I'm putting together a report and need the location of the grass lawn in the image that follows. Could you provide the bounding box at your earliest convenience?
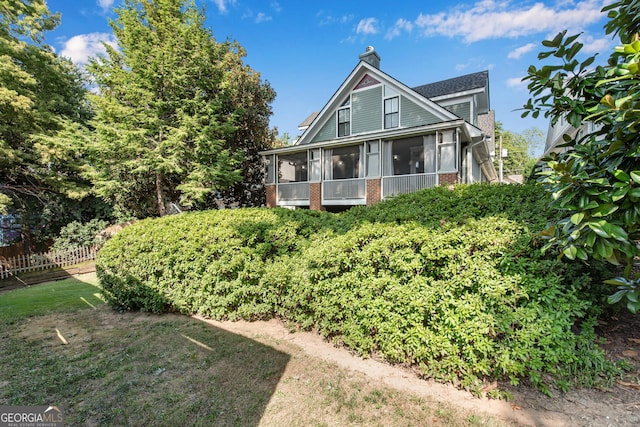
[0,273,102,323]
[0,275,508,426]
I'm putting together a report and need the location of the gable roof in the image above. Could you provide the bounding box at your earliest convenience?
[298,112,319,130]
[412,71,489,99]
[295,61,461,146]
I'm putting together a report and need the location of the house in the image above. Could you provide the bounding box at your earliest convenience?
[261,47,498,211]
[543,115,600,156]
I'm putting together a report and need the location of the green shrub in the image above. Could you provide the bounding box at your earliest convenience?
[97,183,618,394]
[51,219,109,252]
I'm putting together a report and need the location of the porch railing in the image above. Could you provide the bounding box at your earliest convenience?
[277,182,310,202]
[382,173,437,198]
[323,178,366,201]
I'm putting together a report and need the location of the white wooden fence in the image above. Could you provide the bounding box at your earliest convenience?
[0,246,97,280]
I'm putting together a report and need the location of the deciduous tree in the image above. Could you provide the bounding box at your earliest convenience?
[522,0,640,312]
[0,0,93,249]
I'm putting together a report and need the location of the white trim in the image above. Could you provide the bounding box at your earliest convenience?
[296,61,459,146]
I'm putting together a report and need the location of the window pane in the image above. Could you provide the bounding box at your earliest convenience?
[438,143,457,172]
[390,137,423,175]
[265,155,275,183]
[424,136,436,173]
[332,145,360,179]
[367,141,378,153]
[338,108,350,137]
[384,97,399,129]
[278,152,308,183]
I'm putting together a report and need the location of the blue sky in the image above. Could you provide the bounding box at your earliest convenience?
[44,0,616,140]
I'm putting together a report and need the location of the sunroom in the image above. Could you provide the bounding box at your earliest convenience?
[264,126,469,210]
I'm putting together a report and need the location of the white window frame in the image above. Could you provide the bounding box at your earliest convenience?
[337,97,351,138]
[436,130,459,173]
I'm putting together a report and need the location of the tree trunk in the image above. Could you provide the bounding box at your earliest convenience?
[156,173,167,217]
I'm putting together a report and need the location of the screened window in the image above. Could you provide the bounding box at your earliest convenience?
[329,145,360,179]
[366,141,380,177]
[384,97,399,129]
[437,131,458,172]
[278,152,308,183]
[265,155,275,184]
[383,136,436,176]
[309,149,321,181]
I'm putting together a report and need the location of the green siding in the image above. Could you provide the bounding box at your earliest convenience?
[445,102,471,122]
[311,115,337,143]
[401,96,440,127]
[352,86,382,134]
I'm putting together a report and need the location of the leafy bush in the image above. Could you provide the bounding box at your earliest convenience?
[51,219,109,252]
[97,183,619,394]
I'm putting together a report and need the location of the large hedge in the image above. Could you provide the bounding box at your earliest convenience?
[97,183,619,394]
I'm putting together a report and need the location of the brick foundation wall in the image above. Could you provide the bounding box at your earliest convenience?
[309,182,324,211]
[266,184,276,208]
[366,178,381,207]
[438,173,458,186]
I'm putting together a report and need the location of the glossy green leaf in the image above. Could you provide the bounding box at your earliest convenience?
[627,300,640,314]
[588,221,610,237]
[614,170,630,182]
[607,289,627,304]
[604,223,628,241]
[590,204,619,217]
[570,212,584,225]
[563,245,578,260]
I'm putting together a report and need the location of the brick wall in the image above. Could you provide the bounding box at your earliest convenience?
[309,183,324,211]
[265,185,277,208]
[438,173,458,186]
[366,178,381,207]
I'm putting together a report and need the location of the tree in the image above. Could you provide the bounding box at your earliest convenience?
[0,0,94,250]
[87,0,275,217]
[494,123,544,179]
[522,0,640,312]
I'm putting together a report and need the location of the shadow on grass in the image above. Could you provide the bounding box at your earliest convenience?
[0,306,290,426]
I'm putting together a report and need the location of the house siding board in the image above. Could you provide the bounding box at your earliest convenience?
[352,86,382,134]
[445,102,471,123]
[312,118,337,143]
[401,96,439,127]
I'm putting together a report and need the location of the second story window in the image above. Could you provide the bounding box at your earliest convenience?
[384,96,399,129]
[337,98,350,137]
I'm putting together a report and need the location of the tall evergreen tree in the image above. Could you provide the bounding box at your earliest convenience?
[87,0,275,217]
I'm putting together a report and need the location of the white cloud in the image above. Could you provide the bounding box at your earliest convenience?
[356,17,379,35]
[317,11,353,26]
[255,12,272,23]
[506,76,526,88]
[385,18,413,40]
[582,35,612,53]
[211,0,236,14]
[415,0,604,43]
[508,42,536,59]
[270,1,281,13]
[61,33,117,65]
[97,0,114,11]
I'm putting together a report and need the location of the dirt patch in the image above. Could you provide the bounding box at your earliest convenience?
[199,312,640,427]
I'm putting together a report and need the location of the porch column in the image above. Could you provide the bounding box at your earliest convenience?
[309,183,324,211]
[266,184,277,208]
[438,173,458,186]
[366,178,381,206]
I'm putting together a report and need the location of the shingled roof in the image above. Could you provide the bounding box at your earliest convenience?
[412,70,489,99]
